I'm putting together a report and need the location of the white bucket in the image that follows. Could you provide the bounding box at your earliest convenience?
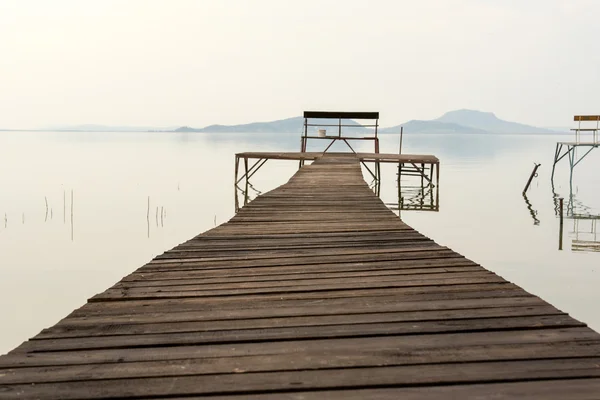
[318,129,326,137]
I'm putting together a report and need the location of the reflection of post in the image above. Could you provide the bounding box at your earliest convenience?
[147,196,150,238]
[559,197,564,251]
[429,181,434,209]
[70,190,74,242]
[522,193,540,225]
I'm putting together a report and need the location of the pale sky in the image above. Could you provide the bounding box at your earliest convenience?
[1,0,599,129]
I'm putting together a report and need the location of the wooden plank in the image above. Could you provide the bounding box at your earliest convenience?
[116,266,485,287]
[108,271,497,293]
[201,379,600,400]
[3,328,598,368]
[574,115,600,121]
[121,258,481,282]
[303,111,379,119]
[91,275,507,301]
[37,305,563,339]
[72,286,529,317]
[2,358,600,399]
[140,248,461,271]
[2,346,600,385]
[15,315,585,353]
[46,300,552,333]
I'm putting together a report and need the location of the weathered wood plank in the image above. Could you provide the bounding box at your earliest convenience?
[3,328,598,368]
[199,379,600,400]
[15,315,585,353]
[39,305,562,339]
[2,358,600,399]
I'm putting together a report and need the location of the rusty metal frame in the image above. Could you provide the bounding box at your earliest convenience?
[551,142,599,180]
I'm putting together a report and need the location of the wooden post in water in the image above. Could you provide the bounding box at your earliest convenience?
[524,163,541,194]
[397,127,403,179]
[559,197,564,250]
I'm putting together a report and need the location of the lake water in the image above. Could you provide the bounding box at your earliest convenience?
[0,130,598,355]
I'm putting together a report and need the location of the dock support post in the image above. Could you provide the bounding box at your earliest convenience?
[551,143,561,180]
[234,156,240,213]
[397,170,402,219]
[435,162,440,209]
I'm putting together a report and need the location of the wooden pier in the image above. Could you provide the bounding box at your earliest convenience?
[1,154,600,399]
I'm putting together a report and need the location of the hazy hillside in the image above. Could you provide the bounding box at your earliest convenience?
[435,109,556,134]
[41,109,561,134]
[46,124,176,132]
[381,109,559,134]
[176,116,368,133]
[380,120,487,134]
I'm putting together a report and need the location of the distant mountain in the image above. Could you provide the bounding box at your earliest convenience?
[435,109,556,134]
[381,120,487,134]
[382,109,559,134]
[41,109,561,135]
[176,117,304,133]
[175,116,368,133]
[46,124,177,132]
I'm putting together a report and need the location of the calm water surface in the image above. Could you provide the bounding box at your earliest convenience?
[0,131,598,355]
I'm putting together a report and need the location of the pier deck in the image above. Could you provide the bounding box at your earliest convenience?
[1,154,600,399]
[236,151,440,164]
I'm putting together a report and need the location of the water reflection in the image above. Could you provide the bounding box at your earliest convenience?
[388,181,439,213]
[571,219,599,253]
[235,181,262,213]
[522,193,540,226]
[552,176,600,253]
[386,164,440,214]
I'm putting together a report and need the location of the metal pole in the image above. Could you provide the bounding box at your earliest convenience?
[234,155,239,187]
[551,143,560,180]
[374,118,379,154]
[399,126,404,154]
[559,197,564,250]
[300,117,308,168]
[234,155,239,213]
[244,157,249,206]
